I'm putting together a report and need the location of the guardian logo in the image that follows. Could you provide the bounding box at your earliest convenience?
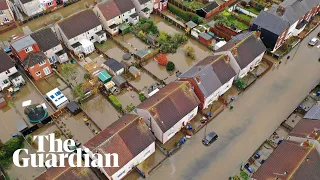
[12,133,119,168]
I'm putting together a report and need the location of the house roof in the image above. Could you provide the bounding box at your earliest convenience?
[22,52,47,68]
[35,158,99,180]
[179,55,235,98]
[20,0,33,4]
[112,75,126,86]
[114,0,135,13]
[0,50,14,73]
[97,70,112,83]
[137,0,150,5]
[137,82,200,132]
[97,0,121,21]
[186,21,197,28]
[251,0,319,35]
[304,105,320,120]
[268,0,320,25]
[30,28,60,52]
[216,32,266,69]
[103,58,124,72]
[57,10,101,39]
[252,140,320,180]
[83,114,155,176]
[289,119,320,138]
[0,0,8,10]
[10,35,37,52]
[202,1,219,13]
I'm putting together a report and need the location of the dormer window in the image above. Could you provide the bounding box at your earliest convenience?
[25,46,33,53]
[39,61,46,66]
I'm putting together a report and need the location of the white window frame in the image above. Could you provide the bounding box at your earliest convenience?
[43,67,51,75]
[35,71,41,76]
[25,46,33,53]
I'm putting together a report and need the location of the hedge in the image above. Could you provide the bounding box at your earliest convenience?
[108,95,122,110]
[168,3,202,24]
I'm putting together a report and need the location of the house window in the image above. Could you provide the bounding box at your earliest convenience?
[53,47,56,51]
[49,56,56,63]
[47,2,53,6]
[74,37,78,41]
[43,67,51,75]
[117,170,126,179]
[5,69,10,74]
[4,18,9,22]
[94,27,97,31]
[144,150,151,157]
[39,61,46,66]
[3,79,9,84]
[0,11,3,15]
[25,46,33,53]
[35,71,41,76]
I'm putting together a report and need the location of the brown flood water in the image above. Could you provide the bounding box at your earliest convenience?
[0,0,95,41]
[115,34,149,52]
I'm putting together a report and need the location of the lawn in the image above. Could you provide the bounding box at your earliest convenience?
[176,0,205,10]
[238,13,253,23]
[220,10,249,30]
[244,6,261,15]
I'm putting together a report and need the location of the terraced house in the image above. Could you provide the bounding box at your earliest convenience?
[0,0,15,24]
[250,0,320,52]
[131,0,153,18]
[214,32,266,78]
[134,81,200,143]
[55,10,106,55]
[83,114,155,180]
[30,28,68,64]
[179,55,236,110]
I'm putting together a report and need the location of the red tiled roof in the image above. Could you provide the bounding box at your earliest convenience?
[35,158,99,180]
[0,0,8,10]
[83,114,155,176]
[252,140,313,180]
[289,119,320,138]
[97,0,121,21]
[137,82,200,132]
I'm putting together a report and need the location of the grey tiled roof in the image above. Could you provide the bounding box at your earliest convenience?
[10,35,36,52]
[0,50,14,73]
[103,58,124,72]
[31,28,60,52]
[114,0,135,13]
[251,11,289,35]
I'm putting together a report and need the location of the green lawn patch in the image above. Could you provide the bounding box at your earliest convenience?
[176,0,205,10]
[215,10,249,30]
[244,6,261,15]
[238,13,253,23]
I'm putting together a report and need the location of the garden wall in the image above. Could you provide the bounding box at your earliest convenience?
[167,0,195,13]
[235,6,258,18]
[205,0,237,19]
[209,27,232,41]
[215,24,239,36]
[0,23,17,34]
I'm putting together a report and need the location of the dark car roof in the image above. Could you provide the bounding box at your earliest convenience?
[207,132,217,138]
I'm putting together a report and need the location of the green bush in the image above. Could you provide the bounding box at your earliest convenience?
[168,3,202,23]
[235,78,246,90]
[108,95,122,110]
[0,136,24,168]
[166,61,175,71]
[126,103,136,112]
[84,73,91,80]
[240,171,249,180]
[158,32,188,53]
[139,92,146,102]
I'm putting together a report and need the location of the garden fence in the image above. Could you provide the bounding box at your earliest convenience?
[167,0,196,13]
[106,33,130,53]
[155,10,186,31]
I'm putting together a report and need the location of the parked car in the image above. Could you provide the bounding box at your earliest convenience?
[202,131,218,146]
[308,37,319,46]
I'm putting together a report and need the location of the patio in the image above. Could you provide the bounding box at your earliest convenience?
[129,71,158,95]
[115,33,149,53]
[116,90,141,108]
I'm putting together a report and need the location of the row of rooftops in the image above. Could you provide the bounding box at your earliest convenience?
[252,104,320,180]
[251,0,320,35]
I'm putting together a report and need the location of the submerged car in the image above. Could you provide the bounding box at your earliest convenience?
[308,37,319,46]
[202,131,218,146]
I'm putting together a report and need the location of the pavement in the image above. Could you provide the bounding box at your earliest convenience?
[149,27,320,180]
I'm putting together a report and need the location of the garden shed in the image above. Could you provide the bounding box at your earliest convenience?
[102,58,125,76]
[112,75,127,88]
[199,32,214,46]
[186,21,197,29]
[136,49,151,60]
[196,1,219,18]
[129,66,140,78]
[146,34,157,47]
[67,101,82,115]
[98,70,112,83]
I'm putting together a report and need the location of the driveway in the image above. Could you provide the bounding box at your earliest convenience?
[149,27,320,180]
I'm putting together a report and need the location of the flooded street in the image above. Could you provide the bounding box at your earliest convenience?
[82,94,120,130]
[0,0,96,41]
[149,27,320,180]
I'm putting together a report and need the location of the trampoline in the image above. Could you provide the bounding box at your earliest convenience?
[123,53,131,60]
[24,104,48,123]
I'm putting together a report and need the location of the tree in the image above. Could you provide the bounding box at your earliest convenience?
[73,83,85,99]
[139,92,146,102]
[60,63,78,85]
[185,46,196,60]
[235,78,246,90]
[166,61,175,71]
[157,53,168,65]
[25,134,33,144]
[84,73,91,80]
[126,103,135,112]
